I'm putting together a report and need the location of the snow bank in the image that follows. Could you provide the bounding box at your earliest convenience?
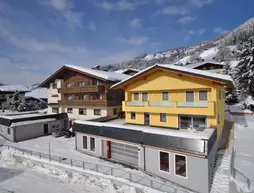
[0,148,163,193]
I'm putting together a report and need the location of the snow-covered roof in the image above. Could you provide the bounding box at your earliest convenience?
[185,61,225,69]
[64,64,130,81]
[74,119,215,140]
[111,64,233,89]
[115,68,140,74]
[25,88,48,99]
[10,118,56,127]
[0,85,30,93]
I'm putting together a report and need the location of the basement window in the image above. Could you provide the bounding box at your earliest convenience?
[159,151,170,173]
[90,137,95,152]
[67,108,73,114]
[175,154,187,178]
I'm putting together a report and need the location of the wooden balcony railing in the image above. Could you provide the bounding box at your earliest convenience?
[58,85,105,94]
[58,100,121,107]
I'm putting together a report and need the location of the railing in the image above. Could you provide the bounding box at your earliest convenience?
[58,85,105,94]
[123,101,215,116]
[231,146,254,190]
[2,145,190,193]
[58,100,121,107]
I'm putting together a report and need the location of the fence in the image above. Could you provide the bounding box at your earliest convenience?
[2,144,190,193]
[230,146,254,190]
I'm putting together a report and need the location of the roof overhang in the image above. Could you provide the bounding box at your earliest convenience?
[111,64,233,90]
[39,65,108,88]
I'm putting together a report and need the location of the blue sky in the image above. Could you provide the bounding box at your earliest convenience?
[0,0,253,85]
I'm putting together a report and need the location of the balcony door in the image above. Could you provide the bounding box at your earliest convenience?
[186,91,194,102]
[144,113,150,126]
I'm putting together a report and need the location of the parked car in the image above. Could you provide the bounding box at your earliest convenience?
[52,129,69,138]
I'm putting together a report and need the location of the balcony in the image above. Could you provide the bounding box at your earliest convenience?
[58,99,121,107]
[123,101,215,116]
[58,85,105,94]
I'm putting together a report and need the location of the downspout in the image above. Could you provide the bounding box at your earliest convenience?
[13,125,17,142]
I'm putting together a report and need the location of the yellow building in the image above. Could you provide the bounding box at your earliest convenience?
[111,64,233,136]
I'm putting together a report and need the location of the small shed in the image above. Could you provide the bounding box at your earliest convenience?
[0,113,68,142]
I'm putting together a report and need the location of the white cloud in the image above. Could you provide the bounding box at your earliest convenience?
[89,22,97,31]
[188,30,195,34]
[214,27,230,35]
[95,0,135,10]
[48,0,73,11]
[198,28,207,35]
[130,18,142,28]
[45,0,82,28]
[178,16,197,24]
[122,36,149,46]
[162,6,189,15]
[189,0,215,8]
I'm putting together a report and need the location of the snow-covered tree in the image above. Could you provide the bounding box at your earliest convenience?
[223,63,238,103]
[10,91,23,111]
[233,38,254,101]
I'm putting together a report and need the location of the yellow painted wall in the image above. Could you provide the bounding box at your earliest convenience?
[123,68,226,136]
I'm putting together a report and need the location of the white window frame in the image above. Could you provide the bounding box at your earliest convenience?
[160,113,167,123]
[158,150,171,174]
[174,153,188,179]
[134,93,139,101]
[83,135,88,150]
[162,92,169,101]
[179,115,207,129]
[130,112,136,120]
[198,90,208,101]
[79,108,87,115]
[67,108,73,114]
[94,109,101,116]
[90,137,96,153]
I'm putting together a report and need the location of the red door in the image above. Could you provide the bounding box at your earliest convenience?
[106,141,111,159]
[69,120,73,128]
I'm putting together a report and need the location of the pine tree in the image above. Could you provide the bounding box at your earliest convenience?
[223,63,238,103]
[234,38,254,101]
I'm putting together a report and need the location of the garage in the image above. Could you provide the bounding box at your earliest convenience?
[110,141,139,166]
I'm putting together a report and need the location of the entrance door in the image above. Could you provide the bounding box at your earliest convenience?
[43,124,49,134]
[144,113,150,126]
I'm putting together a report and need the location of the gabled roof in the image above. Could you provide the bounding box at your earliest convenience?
[111,64,233,89]
[40,64,130,87]
[25,87,48,99]
[185,61,225,69]
[0,85,30,93]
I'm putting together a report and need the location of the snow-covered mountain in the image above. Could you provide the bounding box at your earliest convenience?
[103,17,254,71]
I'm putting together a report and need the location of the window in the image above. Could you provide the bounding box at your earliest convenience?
[78,81,89,87]
[160,113,167,122]
[159,151,169,173]
[162,92,169,101]
[94,109,101,116]
[66,82,74,88]
[52,83,57,89]
[113,108,117,115]
[68,95,75,100]
[52,108,59,113]
[218,113,221,124]
[9,95,13,99]
[186,91,194,102]
[175,154,187,177]
[94,94,102,100]
[199,90,208,101]
[131,112,136,120]
[51,94,58,97]
[219,90,224,100]
[142,92,148,101]
[90,137,95,152]
[67,108,73,114]
[7,128,11,135]
[83,136,87,149]
[134,93,139,101]
[179,116,206,130]
[79,108,87,115]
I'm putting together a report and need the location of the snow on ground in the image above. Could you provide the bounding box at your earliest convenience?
[178,56,191,65]
[0,150,157,193]
[210,150,231,193]
[200,48,219,60]
[226,103,253,114]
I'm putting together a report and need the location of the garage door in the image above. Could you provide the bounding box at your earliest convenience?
[111,141,139,166]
